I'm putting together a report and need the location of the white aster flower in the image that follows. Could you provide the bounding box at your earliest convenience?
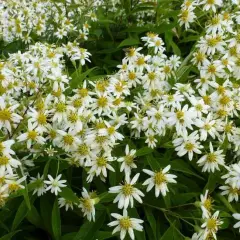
[197,142,225,172]
[233,213,240,232]
[44,174,67,195]
[142,165,177,197]
[109,173,144,209]
[117,145,137,178]
[108,209,143,240]
[79,187,98,222]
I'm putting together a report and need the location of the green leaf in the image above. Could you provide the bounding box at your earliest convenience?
[52,199,61,240]
[147,153,160,171]
[121,26,149,33]
[59,187,79,203]
[43,159,52,179]
[216,194,236,213]
[171,159,204,180]
[204,172,221,193]
[136,147,154,157]
[11,200,28,230]
[94,231,113,240]
[0,230,21,240]
[118,38,140,48]
[40,195,53,234]
[160,221,184,240]
[171,193,198,206]
[70,67,98,88]
[144,207,157,240]
[26,205,42,228]
[170,41,181,56]
[73,211,106,240]
[61,233,77,240]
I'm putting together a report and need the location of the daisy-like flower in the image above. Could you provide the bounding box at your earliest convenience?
[44,174,67,195]
[178,6,196,29]
[54,130,80,152]
[167,104,197,136]
[219,185,239,202]
[17,122,45,149]
[148,36,165,54]
[58,197,74,211]
[173,131,203,161]
[117,145,137,177]
[142,165,177,197]
[5,176,26,193]
[200,190,213,218]
[108,209,144,240]
[0,140,15,157]
[233,213,240,232]
[86,153,115,182]
[0,97,22,133]
[30,173,46,196]
[201,211,223,239]
[109,173,144,209]
[195,113,219,141]
[197,142,225,172]
[0,154,21,175]
[201,0,223,13]
[79,187,98,222]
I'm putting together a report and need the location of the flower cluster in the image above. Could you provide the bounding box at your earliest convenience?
[0,0,98,43]
[2,0,240,239]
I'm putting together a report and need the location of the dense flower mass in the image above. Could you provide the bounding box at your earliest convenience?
[1,0,240,239]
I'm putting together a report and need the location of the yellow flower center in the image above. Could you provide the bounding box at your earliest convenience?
[203,95,211,105]
[96,135,107,144]
[127,48,136,57]
[185,143,194,151]
[63,135,74,145]
[125,155,134,165]
[154,171,166,185]
[148,72,156,81]
[56,102,66,112]
[207,0,215,5]
[122,184,134,196]
[204,124,211,131]
[136,57,145,66]
[181,10,189,21]
[217,109,227,117]
[78,88,88,97]
[128,72,136,80]
[0,108,11,121]
[108,126,115,135]
[196,52,205,63]
[0,156,9,165]
[115,82,123,92]
[28,130,37,140]
[97,97,108,107]
[224,124,232,133]
[163,65,171,73]
[219,95,230,106]
[119,217,132,229]
[9,183,20,192]
[37,113,47,125]
[207,218,217,230]
[207,64,216,74]
[73,99,82,108]
[68,112,78,123]
[77,144,89,155]
[82,198,92,211]
[211,16,220,25]
[97,157,107,167]
[207,153,217,163]
[176,111,184,119]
